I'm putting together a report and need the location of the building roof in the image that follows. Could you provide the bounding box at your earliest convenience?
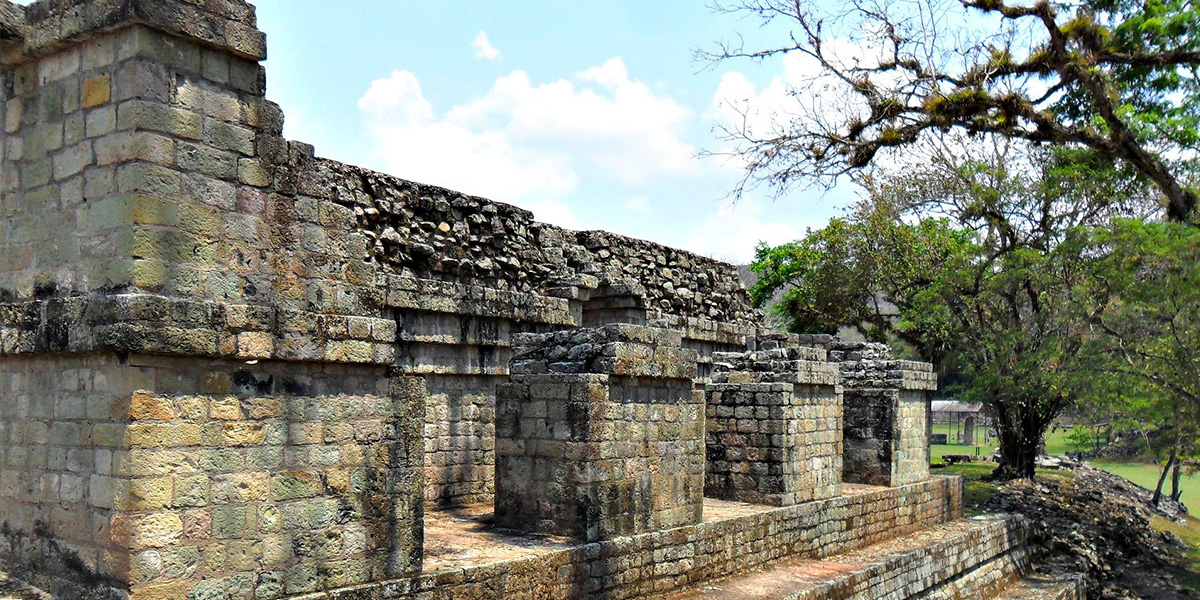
[931,400,985,414]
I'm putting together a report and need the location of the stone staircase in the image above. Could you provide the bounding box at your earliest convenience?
[667,516,1082,600]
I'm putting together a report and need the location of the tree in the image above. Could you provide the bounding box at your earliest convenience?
[749,209,970,363]
[704,0,1200,221]
[751,140,1156,479]
[1077,219,1200,504]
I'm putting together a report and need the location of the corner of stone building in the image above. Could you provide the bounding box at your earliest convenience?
[0,2,425,598]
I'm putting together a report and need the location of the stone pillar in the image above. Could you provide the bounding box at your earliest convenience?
[0,2,426,598]
[838,349,937,487]
[495,324,703,541]
[704,347,842,505]
[963,415,976,446]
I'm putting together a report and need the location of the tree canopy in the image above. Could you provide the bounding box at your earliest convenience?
[749,141,1158,478]
[705,0,1200,220]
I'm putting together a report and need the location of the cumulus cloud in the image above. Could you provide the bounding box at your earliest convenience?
[685,197,801,263]
[624,196,652,214]
[356,59,696,226]
[707,38,889,174]
[473,31,501,61]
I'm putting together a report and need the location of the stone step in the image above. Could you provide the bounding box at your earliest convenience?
[985,575,1084,600]
[668,516,1031,600]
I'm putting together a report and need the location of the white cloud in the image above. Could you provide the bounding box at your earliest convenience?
[624,196,652,214]
[685,197,801,263]
[356,59,696,217]
[528,198,577,229]
[447,58,697,182]
[358,70,577,203]
[473,31,501,61]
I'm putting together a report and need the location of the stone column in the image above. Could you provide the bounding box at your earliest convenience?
[495,324,703,541]
[838,347,937,487]
[0,2,426,598]
[705,347,842,505]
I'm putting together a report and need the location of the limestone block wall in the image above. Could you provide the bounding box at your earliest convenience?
[301,477,968,600]
[840,348,937,487]
[0,353,425,599]
[0,354,130,594]
[705,346,843,505]
[704,383,842,505]
[895,389,933,486]
[495,325,704,541]
[422,374,499,507]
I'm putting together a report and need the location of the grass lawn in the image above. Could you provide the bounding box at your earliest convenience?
[1150,514,1200,590]
[930,424,996,463]
[1090,460,1199,512]
[929,425,1074,463]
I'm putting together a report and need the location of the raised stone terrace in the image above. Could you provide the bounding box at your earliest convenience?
[0,1,1078,599]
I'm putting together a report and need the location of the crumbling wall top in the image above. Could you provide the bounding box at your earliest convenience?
[511,324,697,379]
[0,0,266,64]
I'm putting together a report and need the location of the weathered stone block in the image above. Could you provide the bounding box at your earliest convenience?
[496,325,703,541]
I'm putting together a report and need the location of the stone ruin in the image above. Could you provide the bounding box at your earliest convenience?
[0,1,1081,599]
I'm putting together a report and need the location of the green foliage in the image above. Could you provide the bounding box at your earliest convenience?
[708,0,1200,220]
[749,212,970,357]
[1067,426,1094,453]
[750,141,1150,478]
[1072,219,1200,468]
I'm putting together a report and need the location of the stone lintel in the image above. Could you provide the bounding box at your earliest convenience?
[711,347,839,387]
[0,294,397,365]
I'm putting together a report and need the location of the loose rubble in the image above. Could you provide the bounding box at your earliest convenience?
[983,465,1196,599]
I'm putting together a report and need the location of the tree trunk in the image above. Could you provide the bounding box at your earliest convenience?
[991,401,1042,480]
[1152,449,1176,507]
[1170,459,1183,502]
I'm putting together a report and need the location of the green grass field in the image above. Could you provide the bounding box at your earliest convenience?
[1090,460,1199,512]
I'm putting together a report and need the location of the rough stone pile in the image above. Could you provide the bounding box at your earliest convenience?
[983,466,1196,599]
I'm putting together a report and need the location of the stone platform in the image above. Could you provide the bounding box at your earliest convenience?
[280,478,963,599]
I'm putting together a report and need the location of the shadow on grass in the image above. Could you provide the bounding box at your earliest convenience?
[1151,514,1200,591]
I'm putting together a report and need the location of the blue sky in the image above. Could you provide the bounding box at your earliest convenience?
[43,0,867,261]
[252,1,866,262]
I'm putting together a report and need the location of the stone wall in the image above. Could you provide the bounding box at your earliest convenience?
[0,0,762,512]
[0,354,129,597]
[704,346,843,506]
[0,1,965,598]
[0,352,425,599]
[292,477,968,600]
[422,374,499,507]
[495,325,704,541]
[840,358,935,487]
[704,383,842,506]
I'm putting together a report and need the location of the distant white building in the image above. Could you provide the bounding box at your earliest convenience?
[931,400,989,445]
